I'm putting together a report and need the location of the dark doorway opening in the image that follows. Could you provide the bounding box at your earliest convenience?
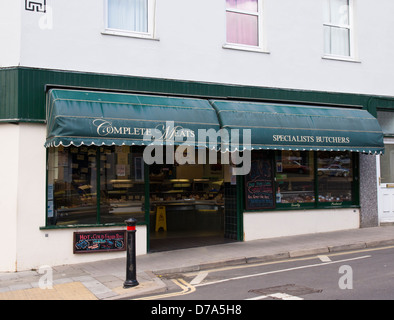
[148,156,237,252]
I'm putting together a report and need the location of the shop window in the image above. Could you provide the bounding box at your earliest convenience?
[317,151,353,204]
[377,111,394,184]
[275,151,315,208]
[245,150,275,210]
[380,144,394,184]
[247,150,358,211]
[47,146,98,226]
[377,111,394,136]
[100,146,146,224]
[46,146,146,226]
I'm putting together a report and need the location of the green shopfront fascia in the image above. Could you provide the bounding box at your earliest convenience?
[44,89,384,245]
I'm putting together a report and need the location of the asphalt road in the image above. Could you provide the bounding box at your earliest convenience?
[138,245,394,301]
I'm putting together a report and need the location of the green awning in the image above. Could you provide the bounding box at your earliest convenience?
[45,89,221,148]
[45,89,384,154]
[211,100,384,154]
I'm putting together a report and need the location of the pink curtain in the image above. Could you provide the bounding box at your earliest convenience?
[226,0,258,12]
[226,0,259,46]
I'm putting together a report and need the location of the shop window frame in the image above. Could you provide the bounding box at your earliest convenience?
[274,150,316,210]
[244,150,360,212]
[315,151,359,209]
[43,146,150,229]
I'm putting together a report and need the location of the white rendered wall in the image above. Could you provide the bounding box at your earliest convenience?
[14,123,47,271]
[14,0,394,97]
[0,0,21,67]
[0,124,19,271]
[243,209,360,241]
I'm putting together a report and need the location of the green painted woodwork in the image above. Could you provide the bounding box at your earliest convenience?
[2,67,394,123]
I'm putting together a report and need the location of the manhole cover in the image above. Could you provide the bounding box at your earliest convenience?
[249,284,322,297]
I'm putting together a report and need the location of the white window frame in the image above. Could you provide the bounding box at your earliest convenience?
[322,0,358,62]
[102,0,157,40]
[223,0,268,54]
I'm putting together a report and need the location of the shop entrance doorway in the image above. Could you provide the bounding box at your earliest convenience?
[148,161,236,252]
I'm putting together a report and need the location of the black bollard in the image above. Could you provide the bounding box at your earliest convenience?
[123,218,139,289]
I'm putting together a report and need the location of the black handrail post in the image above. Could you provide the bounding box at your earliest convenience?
[123,218,139,289]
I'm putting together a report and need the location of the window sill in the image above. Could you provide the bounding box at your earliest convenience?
[244,204,359,212]
[40,222,146,230]
[322,55,361,63]
[101,29,159,41]
[222,43,270,54]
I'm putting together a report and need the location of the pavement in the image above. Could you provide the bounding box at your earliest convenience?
[1,224,394,300]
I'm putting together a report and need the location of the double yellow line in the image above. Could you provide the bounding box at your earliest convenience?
[134,279,195,300]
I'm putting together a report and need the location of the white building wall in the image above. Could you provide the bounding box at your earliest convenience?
[0,0,21,67]
[0,124,19,271]
[14,0,394,97]
[15,123,47,271]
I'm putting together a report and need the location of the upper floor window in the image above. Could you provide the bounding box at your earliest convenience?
[105,0,156,39]
[225,0,264,51]
[323,0,354,58]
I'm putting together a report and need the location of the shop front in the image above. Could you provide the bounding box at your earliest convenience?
[211,100,384,240]
[44,89,384,256]
[45,89,237,253]
[1,66,389,272]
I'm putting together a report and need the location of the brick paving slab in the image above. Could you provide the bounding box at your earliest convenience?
[0,282,97,300]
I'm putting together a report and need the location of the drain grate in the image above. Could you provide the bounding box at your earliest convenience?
[249,284,322,298]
